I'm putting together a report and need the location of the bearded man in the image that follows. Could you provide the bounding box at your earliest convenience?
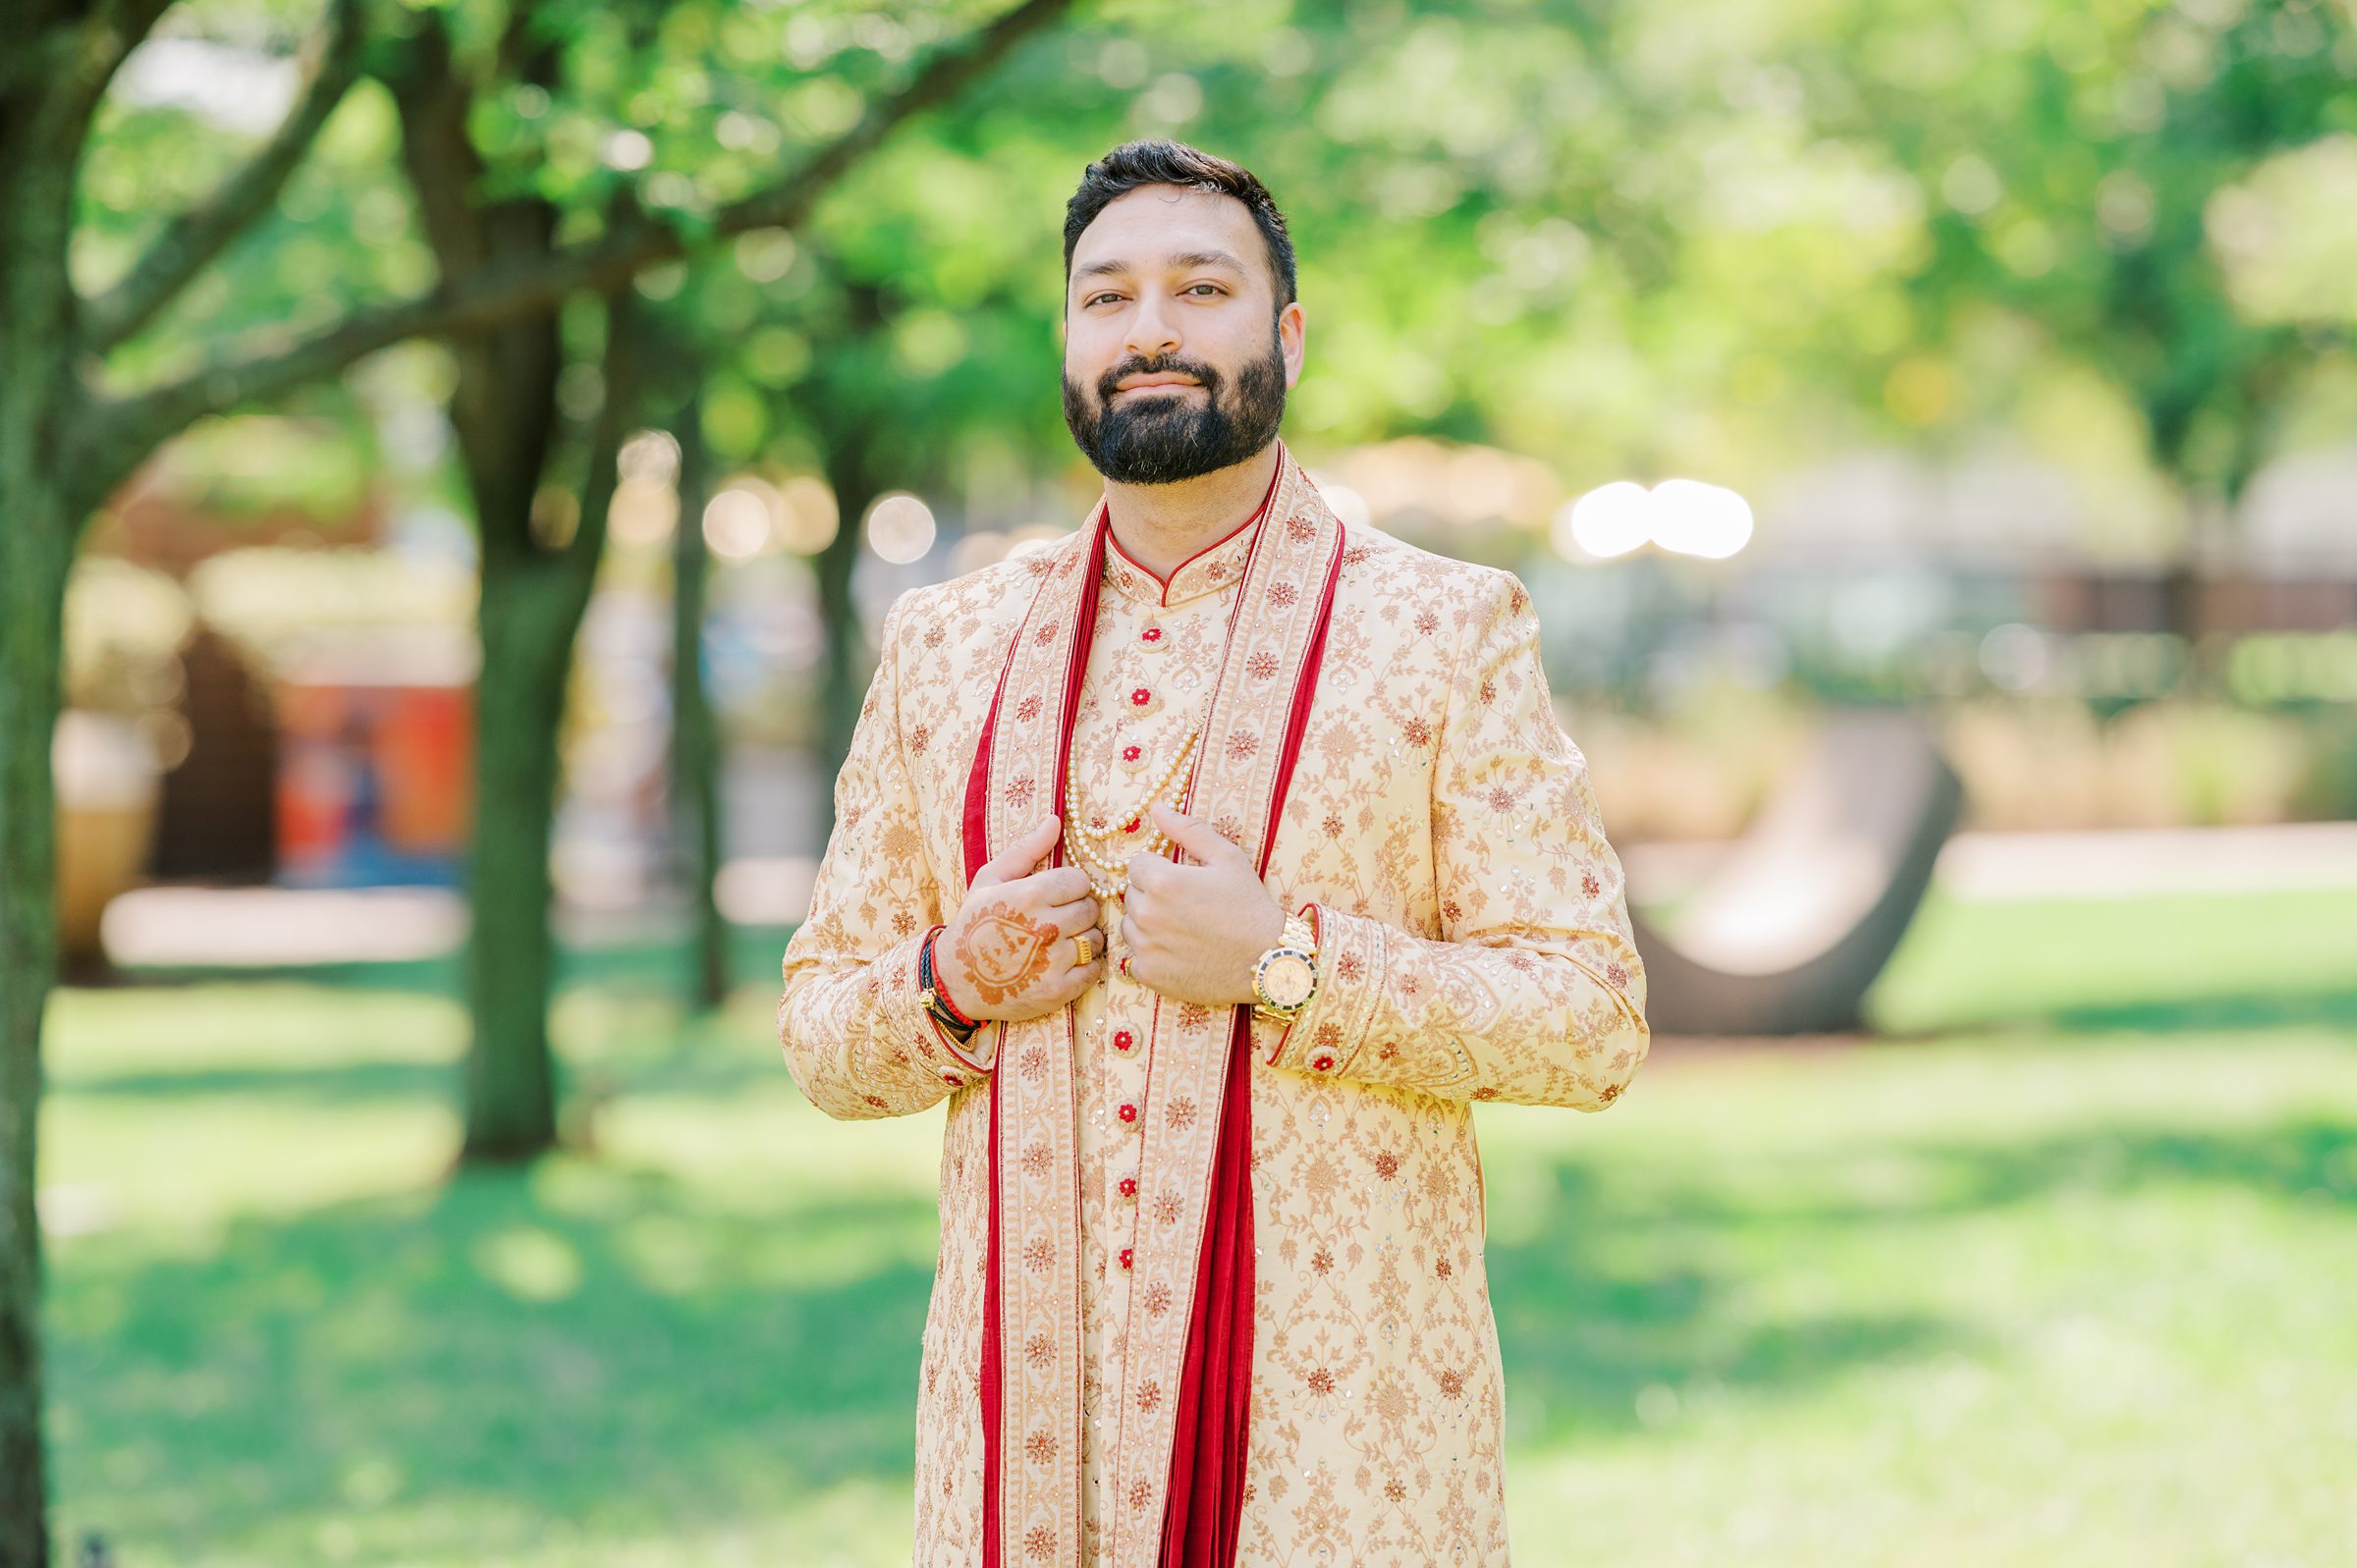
[779,139,1650,1568]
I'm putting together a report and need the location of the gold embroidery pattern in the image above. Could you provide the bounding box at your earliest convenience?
[777,441,1650,1567]
[983,541,1097,1558]
[1110,455,1343,1568]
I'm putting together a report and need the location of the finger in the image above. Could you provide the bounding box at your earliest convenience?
[1053,956,1109,1002]
[1049,897,1103,937]
[970,816,1062,889]
[1120,912,1142,952]
[1045,888,1101,919]
[1124,850,1167,892]
[1150,803,1242,866]
[1022,864,1092,905]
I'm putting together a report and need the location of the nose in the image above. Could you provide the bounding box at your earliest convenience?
[1123,292,1181,360]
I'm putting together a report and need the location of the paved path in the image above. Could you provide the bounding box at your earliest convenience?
[96,823,2357,970]
[1620,820,2357,906]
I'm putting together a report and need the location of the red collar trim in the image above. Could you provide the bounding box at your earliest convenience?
[1100,446,1288,608]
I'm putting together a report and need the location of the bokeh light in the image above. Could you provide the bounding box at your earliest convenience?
[1648,479,1754,559]
[864,493,937,565]
[776,475,840,555]
[701,485,774,563]
[1559,481,1654,559]
[609,430,683,548]
[1556,478,1754,561]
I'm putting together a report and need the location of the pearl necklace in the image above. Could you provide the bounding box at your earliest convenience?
[1063,724,1199,900]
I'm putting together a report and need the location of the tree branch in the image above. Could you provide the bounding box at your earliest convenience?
[0,7,90,101]
[78,0,1073,488]
[6,0,172,164]
[566,286,641,583]
[82,0,370,353]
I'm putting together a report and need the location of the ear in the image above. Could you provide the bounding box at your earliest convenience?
[1278,299,1306,390]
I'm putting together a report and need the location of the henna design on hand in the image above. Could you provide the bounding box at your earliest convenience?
[951,899,1060,1008]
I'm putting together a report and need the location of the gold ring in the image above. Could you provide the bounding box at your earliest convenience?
[1073,931,1101,965]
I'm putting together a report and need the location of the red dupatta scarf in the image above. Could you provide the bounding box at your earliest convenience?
[960,442,1344,1568]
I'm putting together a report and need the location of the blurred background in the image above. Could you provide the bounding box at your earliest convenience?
[17,0,2356,1563]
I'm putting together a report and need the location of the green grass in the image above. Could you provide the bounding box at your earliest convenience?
[42,889,2357,1566]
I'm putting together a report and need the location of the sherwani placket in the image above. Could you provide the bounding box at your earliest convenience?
[1070,511,1264,1563]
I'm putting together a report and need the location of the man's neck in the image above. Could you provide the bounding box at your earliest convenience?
[1100,443,1282,582]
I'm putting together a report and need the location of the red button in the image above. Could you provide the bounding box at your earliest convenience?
[1124,816,1140,833]
[1119,1177,1138,1199]
[1141,626,1163,643]
[1311,1054,1336,1072]
[1130,687,1152,707]
[1121,745,1142,762]
[1118,1103,1138,1123]
[943,1072,962,1085]
[1114,1029,1135,1052]
[1119,1247,1134,1271]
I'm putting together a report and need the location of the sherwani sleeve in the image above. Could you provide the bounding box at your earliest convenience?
[778,593,996,1120]
[1263,569,1650,1109]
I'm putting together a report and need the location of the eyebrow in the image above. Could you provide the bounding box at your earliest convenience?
[1072,247,1249,286]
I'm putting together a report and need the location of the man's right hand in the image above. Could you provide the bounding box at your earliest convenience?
[936,816,1106,1024]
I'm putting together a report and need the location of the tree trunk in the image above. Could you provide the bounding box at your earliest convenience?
[668,389,728,1009]
[457,293,638,1162]
[0,473,68,1568]
[2,53,97,1559]
[460,562,580,1159]
[803,278,894,838]
[814,443,880,837]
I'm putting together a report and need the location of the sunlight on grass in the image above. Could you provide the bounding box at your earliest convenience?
[40,888,2357,1567]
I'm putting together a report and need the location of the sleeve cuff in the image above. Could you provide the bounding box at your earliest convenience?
[1261,900,1387,1079]
[891,930,999,1085]
[931,1014,1001,1074]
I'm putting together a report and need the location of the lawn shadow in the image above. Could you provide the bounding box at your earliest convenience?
[1486,1110,2356,1444]
[1870,986,2357,1040]
[50,1160,939,1547]
[105,922,800,1005]
[53,999,2357,1548]
[57,1060,453,1103]
[1776,1116,2357,1226]
[66,1048,789,1106]
[1484,1161,1956,1444]
[2034,988,2357,1036]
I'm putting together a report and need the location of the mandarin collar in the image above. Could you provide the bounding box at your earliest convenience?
[1095,450,1287,610]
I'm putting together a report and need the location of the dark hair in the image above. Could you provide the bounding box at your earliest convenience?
[1063,139,1297,314]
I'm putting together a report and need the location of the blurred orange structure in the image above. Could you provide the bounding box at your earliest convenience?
[274,636,472,886]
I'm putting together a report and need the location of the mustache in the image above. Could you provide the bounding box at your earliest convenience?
[1099,354,1221,402]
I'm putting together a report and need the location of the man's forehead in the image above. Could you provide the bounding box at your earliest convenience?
[1069,186,1260,280]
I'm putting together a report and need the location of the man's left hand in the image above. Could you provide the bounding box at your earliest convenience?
[1120,803,1285,1006]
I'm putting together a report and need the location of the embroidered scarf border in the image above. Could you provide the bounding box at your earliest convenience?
[964,443,1344,1567]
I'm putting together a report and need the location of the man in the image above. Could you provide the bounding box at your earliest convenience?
[779,139,1650,1568]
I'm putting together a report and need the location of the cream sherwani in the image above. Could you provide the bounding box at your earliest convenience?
[779,441,1649,1567]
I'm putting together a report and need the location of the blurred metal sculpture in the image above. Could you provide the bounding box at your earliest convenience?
[1630,710,1962,1035]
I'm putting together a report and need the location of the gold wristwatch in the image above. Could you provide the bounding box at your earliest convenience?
[1251,912,1320,1026]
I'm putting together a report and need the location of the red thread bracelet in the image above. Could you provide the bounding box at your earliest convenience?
[923,926,981,1029]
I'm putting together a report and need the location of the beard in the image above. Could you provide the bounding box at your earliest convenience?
[1062,333,1287,485]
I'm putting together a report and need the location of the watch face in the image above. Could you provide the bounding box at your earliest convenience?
[1260,951,1316,1009]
